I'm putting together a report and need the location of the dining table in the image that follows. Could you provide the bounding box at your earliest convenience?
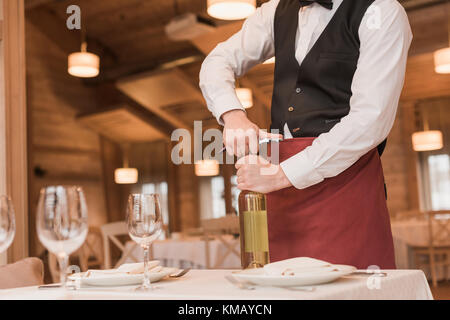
[0,269,433,300]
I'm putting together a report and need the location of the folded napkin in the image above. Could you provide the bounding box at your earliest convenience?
[84,261,161,278]
[263,257,339,276]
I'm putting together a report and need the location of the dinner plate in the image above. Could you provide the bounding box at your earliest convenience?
[68,267,178,287]
[232,264,356,287]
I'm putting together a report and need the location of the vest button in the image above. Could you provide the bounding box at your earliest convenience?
[295,87,302,94]
[288,107,294,112]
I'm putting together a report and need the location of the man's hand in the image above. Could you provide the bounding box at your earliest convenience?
[235,155,292,194]
[222,110,282,157]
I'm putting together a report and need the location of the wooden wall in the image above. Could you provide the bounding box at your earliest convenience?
[26,21,110,256]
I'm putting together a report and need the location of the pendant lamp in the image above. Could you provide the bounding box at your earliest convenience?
[115,145,138,184]
[207,0,256,20]
[412,105,444,152]
[434,2,450,74]
[195,159,220,176]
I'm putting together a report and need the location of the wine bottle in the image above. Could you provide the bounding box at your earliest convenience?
[238,191,270,269]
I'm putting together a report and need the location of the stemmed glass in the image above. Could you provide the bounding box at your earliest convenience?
[126,194,162,291]
[36,186,88,288]
[0,196,15,253]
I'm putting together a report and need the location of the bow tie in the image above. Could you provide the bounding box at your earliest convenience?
[299,0,333,10]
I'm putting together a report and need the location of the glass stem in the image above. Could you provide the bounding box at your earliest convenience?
[143,245,152,289]
[58,253,69,288]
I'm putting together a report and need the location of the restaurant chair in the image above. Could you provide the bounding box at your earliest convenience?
[394,210,425,221]
[201,215,240,269]
[0,257,44,289]
[47,226,105,282]
[101,221,138,269]
[413,210,450,287]
[78,226,104,271]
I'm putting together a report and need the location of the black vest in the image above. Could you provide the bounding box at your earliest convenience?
[271,0,386,154]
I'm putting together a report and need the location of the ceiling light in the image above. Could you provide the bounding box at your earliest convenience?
[434,47,450,74]
[207,0,256,21]
[263,57,275,64]
[412,130,444,152]
[68,42,100,78]
[195,160,220,176]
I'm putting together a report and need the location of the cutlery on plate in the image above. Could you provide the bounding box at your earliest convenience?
[38,284,62,289]
[169,268,191,278]
[38,283,78,290]
[225,275,315,292]
[347,271,388,277]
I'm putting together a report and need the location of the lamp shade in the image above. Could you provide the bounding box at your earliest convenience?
[412,130,444,152]
[207,0,256,20]
[114,168,138,184]
[236,88,253,109]
[68,51,100,78]
[263,57,275,64]
[195,160,220,177]
[434,47,450,74]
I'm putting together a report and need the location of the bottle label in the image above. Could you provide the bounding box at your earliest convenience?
[243,210,269,253]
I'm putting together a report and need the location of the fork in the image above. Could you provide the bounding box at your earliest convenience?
[169,268,191,278]
[225,275,315,292]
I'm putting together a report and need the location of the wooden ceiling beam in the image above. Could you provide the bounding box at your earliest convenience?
[83,52,203,85]
[407,2,450,56]
[91,82,177,138]
[26,7,177,137]
[401,52,450,101]
[25,0,55,10]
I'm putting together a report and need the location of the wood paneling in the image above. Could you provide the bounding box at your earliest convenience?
[1,0,29,262]
[78,107,167,143]
[117,68,204,130]
[26,19,109,256]
[402,52,450,101]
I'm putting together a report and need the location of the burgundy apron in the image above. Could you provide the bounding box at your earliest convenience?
[267,138,396,269]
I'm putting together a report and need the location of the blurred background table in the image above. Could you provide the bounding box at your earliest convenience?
[123,236,241,270]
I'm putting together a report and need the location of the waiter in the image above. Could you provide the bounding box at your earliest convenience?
[200,0,412,269]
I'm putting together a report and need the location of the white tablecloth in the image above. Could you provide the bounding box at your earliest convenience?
[0,269,432,300]
[124,236,241,269]
[391,219,449,280]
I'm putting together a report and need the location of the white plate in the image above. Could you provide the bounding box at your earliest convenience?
[232,264,356,287]
[68,267,178,287]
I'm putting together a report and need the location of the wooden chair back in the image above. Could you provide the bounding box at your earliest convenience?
[427,211,450,247]
[0,258,44,289]
[201,215,240,269]
[78,226,104,271]
[100,221,138,269]
[394,210,425,221]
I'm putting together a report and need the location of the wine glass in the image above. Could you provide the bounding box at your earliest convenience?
[0,196,15,253]
[126,194,162,291]
[36,186,88,288]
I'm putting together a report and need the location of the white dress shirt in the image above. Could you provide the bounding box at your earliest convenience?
[199,0,412,190]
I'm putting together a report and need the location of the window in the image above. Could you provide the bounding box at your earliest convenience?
[142,182,169,225]
[231,175,240,214]
[199,176,226,220]
[427,154,450,210]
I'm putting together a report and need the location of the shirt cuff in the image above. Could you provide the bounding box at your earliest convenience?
[211,92,246,125]
[280,151,324,190]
